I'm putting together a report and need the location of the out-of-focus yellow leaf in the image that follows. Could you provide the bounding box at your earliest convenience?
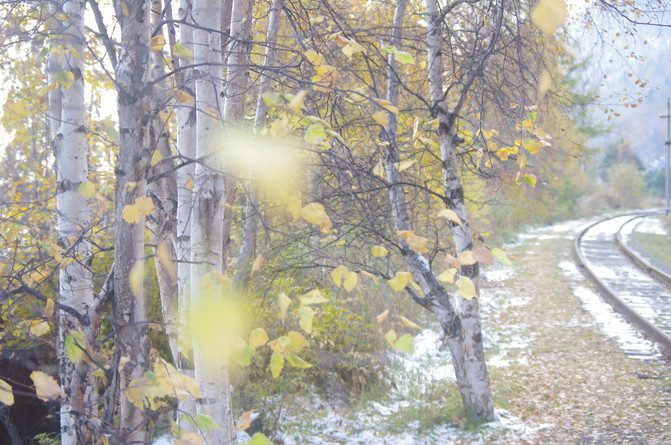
[150,34,165,51]
[135,197,154,216]
[372,110,388,126]
[150,150,163,167]
[524,173,537,188]
[249,328,269,348]
[371,245,389,257]
[299,306,314,334]
[437,209,462,226]
[394,333,414,353]
[531,0,567,35]
[388,271,412,291]
[287,330,309,352]
[375,99,399,114]
[312,65,338,92]
[278,293,291,323]
[331,264,348,287]
[30,320,50,337]
[300,202,332,233]
[395,159,414,172]
[173,43,193,60]
[235,410,255,431]
[343,271,358,292]
[172,89,195,103]
[31,371,62,401]
[376,309,389,324]
[437,268,458,283]
[303,49,324,66]
[288,90,308,114]
[491,248,513,266]
[399,315,421,330]
[0,379,13,406]
[299,289,329,305]
[537,70,552,98]
[287,195,301,221]
[457,276,477,300]
[78,181,96,198]
[460,250,477,266]
[251,254,265,274]
[373,160,386,178]
[122,204,142,223]
[286,352,312,368]
[384,329,397,347]
[129,260,144,297]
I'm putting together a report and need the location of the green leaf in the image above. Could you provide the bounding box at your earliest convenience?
[491,248,513,266]
[285,352,313,368]
[305,123,327,144]
[395,51,414,64]
[78,181,96,198]
[394,334,414,353]
[524,173,537,188]
[65,331,86,364]
[270,352,284,378]
[195,413,221,430]
[247,432,275,445]
[261,92,280,107]
[173,43,194,60]
[371,245,388,257]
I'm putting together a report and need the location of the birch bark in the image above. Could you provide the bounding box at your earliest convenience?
[51,1,96,442]
[191,0,236,440]
[112,0,152,440]
[234,0,283,285]
[424,0,494,421]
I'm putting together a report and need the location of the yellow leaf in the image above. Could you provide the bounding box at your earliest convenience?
[331,265,348,287]
[299,289,330,305]
[376,309,389,324]
[300,202,332,233]
[129,260,144,297]
[235,410,255,431]
[446,254,461,268]
[437,209,462,226]
[150,150,163,167]
[135,196,154,216]
[388,271,412,291]
[30,321,50,337]
[312,65,338,92]
[496,147,511,161]
[399,315,421,330]
[78,181,96,198]
[524,173,537,188]
[287,195,301,220]
[395,159,414,172]
[375,99,399,114]
[31,371,62,401]
[0,379,13,406]
[398,231,428,252]
[531,0,567,35]
[288,90,308,114]
[437,268,458,283]
[172,89,195,103]
[270,352,284,378]
[343,271,358,292]
[491,248,513,266]
[299,306,314,334]
[303,49,324,66]
[457,276,478,300]
[350,87,367,103]
[185,174,194,191]
[373,160,386,178]
[249,328,269,348]
[251,254,265,274]
[537,70,552,98]
[44,298,55,317]
[278,293,291,323]
[459,250,477,266]
[372,110,388,126]
[150,34,165,51]
[287,330,309,352]
[371,245,388,257]
[122,204,142,224]
[384,329,397,347]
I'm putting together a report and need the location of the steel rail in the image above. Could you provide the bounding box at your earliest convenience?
[574,212,671,357]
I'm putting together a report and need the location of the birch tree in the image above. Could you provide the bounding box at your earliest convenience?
[112,0,152,440]
[190,0,236,440]
[50,1,97,441]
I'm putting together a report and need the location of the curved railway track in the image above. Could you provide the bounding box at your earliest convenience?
[574,212,671,357]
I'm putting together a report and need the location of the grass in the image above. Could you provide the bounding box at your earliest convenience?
[634,231,671,268]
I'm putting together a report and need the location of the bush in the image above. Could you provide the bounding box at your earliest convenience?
[606,162,645,208]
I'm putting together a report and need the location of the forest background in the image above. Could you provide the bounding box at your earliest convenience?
[0,0,669,443]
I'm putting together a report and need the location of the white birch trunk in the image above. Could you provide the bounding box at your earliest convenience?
[112,0,152,440]
[149,0,180,367]
[52,1,96,442]
[234,0,283,285]
[424,0,494,421]
[191,0,236,441]
[175,0,198,431]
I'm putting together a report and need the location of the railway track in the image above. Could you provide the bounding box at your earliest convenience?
[574,212,671,357]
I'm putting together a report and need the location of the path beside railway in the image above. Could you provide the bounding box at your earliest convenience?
[484,218,671,443]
